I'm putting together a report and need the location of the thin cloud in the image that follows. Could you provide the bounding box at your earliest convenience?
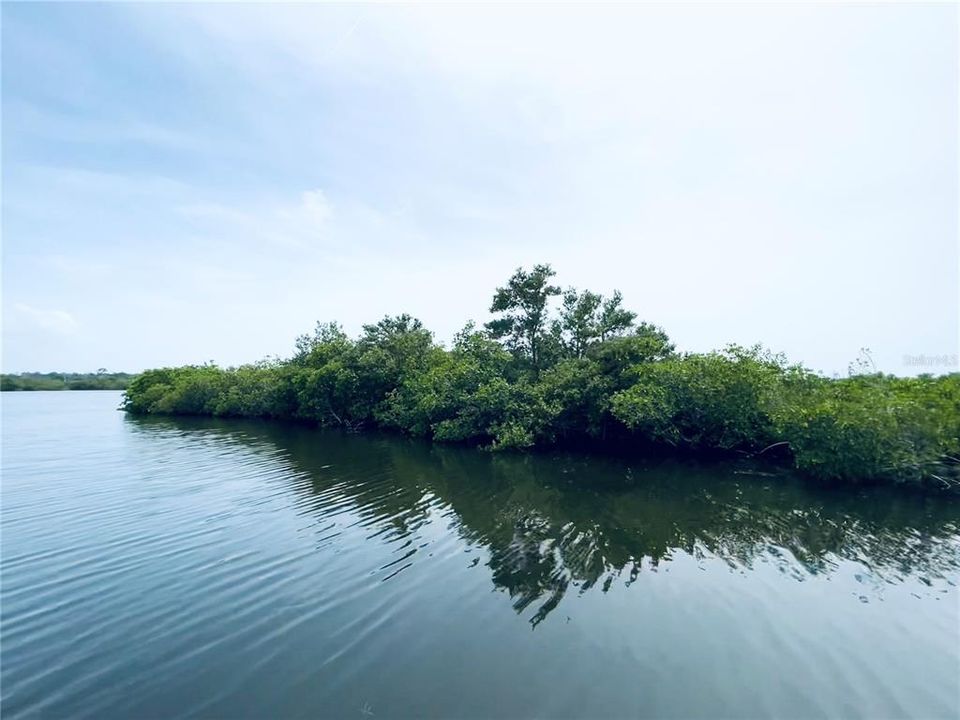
[14,303,80,335]
[177,188,335,250]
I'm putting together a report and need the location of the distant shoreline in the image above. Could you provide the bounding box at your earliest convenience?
[1,373,136,392]
[1,387,127,392]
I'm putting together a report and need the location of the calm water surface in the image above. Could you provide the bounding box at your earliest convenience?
[2,391,959,718]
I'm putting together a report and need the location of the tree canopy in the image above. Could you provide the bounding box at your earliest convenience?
[485,264,561,371]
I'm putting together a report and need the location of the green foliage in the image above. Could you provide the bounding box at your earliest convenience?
[211,364,296,418]
[555,287,638,360]
[379,323,512,439]
[772,373,960,486]
[558,288,603,358]
[610,346,791,451]
[125,365,223,415]
[123,369,179,413]
[598,291,637,342]
[122,364,294,418]
[535,359,610,441]
[485,264,560,371]
[122,263,960,490]
[588,323,675,387]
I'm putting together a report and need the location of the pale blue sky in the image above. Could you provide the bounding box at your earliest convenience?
[2,3,957,375]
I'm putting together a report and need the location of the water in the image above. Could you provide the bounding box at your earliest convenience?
[2,391,958,719]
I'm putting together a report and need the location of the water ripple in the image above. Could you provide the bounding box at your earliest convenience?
[2,393,958,719]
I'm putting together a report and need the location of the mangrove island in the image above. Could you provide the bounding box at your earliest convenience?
[123,264,959,490]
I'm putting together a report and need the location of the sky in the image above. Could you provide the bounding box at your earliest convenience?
[2,3,957,376]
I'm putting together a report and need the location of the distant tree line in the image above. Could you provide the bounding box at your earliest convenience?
[123,264,960,490]
[1,371,136,391]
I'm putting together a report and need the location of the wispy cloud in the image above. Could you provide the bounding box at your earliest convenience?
[13,303,80,335]
[176,188,334,250]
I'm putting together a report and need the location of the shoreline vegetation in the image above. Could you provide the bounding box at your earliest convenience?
[123,264,959,490]
[2,371,135,391]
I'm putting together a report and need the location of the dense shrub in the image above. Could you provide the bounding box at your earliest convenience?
[773,374,960,486]
[610,346,792,451]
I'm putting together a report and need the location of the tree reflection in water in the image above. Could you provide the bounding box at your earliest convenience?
[128,415,960,626]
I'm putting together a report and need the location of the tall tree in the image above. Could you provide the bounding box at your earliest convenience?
[598,291,637,341]
[559,288,602,358]
[485,264,561,371]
